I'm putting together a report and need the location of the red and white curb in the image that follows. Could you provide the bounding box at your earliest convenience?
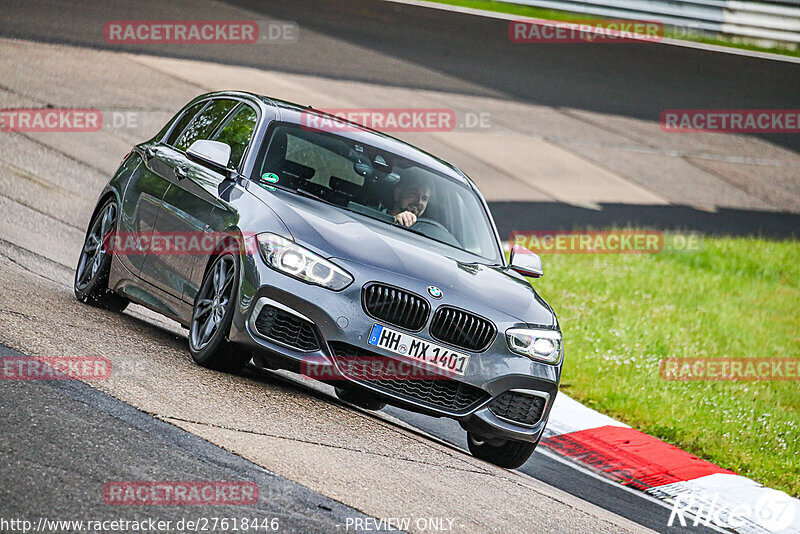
[544,394,800,533]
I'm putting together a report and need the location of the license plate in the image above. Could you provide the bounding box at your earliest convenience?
[367,323,470,376]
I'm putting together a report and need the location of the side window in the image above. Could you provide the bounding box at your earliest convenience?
[175,99,237,151]
[165,101,208,147]
[211,104,258,168]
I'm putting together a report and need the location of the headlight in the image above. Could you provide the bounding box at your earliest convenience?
[257,233,353,291]
[506,328,562,364]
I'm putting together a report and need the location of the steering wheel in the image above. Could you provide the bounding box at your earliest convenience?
[413,217,448,232]
[412,217,460,247]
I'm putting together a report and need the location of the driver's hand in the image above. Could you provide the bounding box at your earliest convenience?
[393,211,417,227]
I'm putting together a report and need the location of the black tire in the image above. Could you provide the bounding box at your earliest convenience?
[188,251,251,373]
[334,386,387,411]
[467,432,537,469]
[74,199,129,312]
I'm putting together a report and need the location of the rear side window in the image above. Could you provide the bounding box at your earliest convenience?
[175,99,237,151]
[212,104,258,168]
[165,101,208,147]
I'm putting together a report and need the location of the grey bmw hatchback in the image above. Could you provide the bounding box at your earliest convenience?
[74,91,562,468]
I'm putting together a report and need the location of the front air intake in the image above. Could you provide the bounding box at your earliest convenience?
[489,391,547,426]
[254,305,320,352]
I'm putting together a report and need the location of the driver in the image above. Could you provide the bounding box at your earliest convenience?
[388,176,432,227]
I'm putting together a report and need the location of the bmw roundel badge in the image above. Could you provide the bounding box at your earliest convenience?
[427,286,443,299]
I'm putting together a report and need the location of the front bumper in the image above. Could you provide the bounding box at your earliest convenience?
[228,252,561,444]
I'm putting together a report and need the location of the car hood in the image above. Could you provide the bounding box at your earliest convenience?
[248,184,555,326]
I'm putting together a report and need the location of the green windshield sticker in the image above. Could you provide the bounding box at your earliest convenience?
[261,172,279,183]
[260,184,276,191]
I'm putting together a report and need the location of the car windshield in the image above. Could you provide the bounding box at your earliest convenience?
[253,123,501,263]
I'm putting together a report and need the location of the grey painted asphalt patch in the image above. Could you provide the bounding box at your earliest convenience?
[0,2,791,529]
[0,343,383,533]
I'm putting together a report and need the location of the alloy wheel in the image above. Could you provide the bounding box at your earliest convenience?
[76,202,116,290]
[191,255,235,350]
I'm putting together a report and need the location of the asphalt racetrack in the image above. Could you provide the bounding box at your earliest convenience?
[0,1,797,533]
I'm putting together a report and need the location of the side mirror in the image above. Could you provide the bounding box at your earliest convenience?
[186,140,231,170]
[509,244,543,278]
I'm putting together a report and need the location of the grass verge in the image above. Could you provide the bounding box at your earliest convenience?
[530,235,799,496]
[423,0,800,58]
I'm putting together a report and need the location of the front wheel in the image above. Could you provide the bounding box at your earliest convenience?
[74,199,129,312]
[189,252,251,373]
[467,432,537,469]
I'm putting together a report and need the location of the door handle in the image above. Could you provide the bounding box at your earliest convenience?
[175,165,189,179]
